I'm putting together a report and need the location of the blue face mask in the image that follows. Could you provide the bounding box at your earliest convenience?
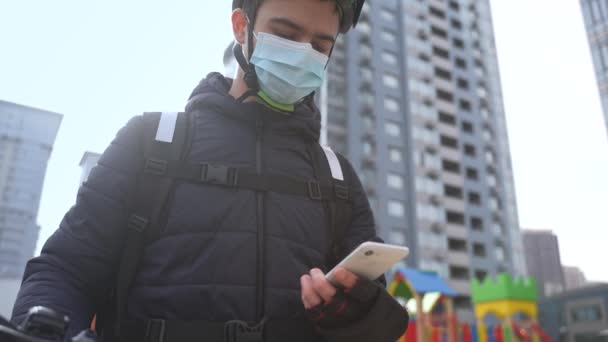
[249,32,329,105]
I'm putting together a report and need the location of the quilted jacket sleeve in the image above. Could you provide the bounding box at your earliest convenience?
[11,116,145,337]
[318,155,409,342]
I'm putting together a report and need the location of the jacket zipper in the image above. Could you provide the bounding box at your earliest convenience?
[255,116,266,321]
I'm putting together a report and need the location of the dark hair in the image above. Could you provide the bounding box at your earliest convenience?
[232,0,364,33]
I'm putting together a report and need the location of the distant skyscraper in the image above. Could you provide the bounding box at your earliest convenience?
[320,0,525,318]
[223,41,238,80]
[563,265,587,290]
[580,0,608,137]
[523,230,566,297]
[0,100,62,279]
[79,151,101,186]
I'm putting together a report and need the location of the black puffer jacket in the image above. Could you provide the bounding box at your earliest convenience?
[12,73,408,341]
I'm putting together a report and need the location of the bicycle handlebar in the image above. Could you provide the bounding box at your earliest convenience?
[0,307,98,342]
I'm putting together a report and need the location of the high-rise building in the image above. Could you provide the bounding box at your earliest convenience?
[0,100,62,279]
[523,230,566,297]
[320,0,525,317]
[79,151,101,186]
[580,0,608,137]
[563,265,588,290]
[223,41,238,80]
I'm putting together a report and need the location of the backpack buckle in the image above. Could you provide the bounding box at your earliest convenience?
[145,319,166,342]
[224,319,265,342]
[334,183,349,200]
[201,164,239,187]
[144,158,168,176]
[127,214,149,233]
[308,181,322,200]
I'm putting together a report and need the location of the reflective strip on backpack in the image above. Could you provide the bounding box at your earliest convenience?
[155,112,179,143]
[321,145,344,181]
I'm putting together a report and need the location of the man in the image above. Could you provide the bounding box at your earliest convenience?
[12,0,409,341]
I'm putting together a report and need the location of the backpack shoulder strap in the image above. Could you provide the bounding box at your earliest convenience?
[310,143,353,270]
[112,111,190,336]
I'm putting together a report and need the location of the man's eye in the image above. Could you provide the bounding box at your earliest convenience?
[313,43,331,55]
[276,32,296,41]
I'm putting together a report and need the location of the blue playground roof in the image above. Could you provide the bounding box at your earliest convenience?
[391,265,457,297]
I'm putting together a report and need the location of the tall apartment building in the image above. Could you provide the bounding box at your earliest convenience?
[0,100,62,279]
[321,0,525,317]
[523,230,566,297]
[79,151,101,186]
[563,265,588,291]
[580,0,608,137]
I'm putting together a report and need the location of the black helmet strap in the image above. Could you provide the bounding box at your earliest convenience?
[233,7,260,98]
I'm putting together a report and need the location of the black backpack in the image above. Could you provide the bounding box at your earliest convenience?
[99,111,354,337]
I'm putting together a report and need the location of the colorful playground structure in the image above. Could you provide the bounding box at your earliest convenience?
[388,266,553,342]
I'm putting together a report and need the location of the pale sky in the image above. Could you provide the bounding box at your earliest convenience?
[1,1,606,282]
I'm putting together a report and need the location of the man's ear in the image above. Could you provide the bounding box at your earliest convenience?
[231,9,248,44]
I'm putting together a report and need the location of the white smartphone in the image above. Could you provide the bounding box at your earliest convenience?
[325,241,409,285]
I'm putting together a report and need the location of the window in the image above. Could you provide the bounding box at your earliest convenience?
[381,29,397,44]
[464,144,476,157]
[440,135,458,149]
[415,176,442,196]
[437,90,454,102]
[453,38,464,49]
[449,1,460,11]
[483,128,493,141]
[462,121,474,133]
[451,19,462,30]
[413,126,438,145]
[444,185,463,198]
[384,97,400,112]
[442,159,460,173]
[383,73,400,89]
[382,51,398,65]
[485,149,496,165]
[388,200,405,218]
[468,192,481,205]
[429,7,446,19]
[439,112,456,125]
[420,259,448,278]
[495,245,505,261]
[489,195,501,211]
[389,147,402,163]
[387,173,404,190]
[417,203,443,222]
[435,67,452,80]
[457,78,469,90]
[459,99,472,112]
[470,217,483,231]
[389,229,406,245]
[362,141,373,157]
[455,57,467,69]
[433,46,450,59]
[571,305,603,323]
[487,173,497,187]
[491,220,503,236]
[446,211,465,225]
[431,26,448,39]
[380,8,396,22]
[473,243,486,257]
[449,266,469,280]
[448,238,467,252]
[385,121,401,137]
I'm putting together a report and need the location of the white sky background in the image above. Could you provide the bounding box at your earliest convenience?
[0,1,606,282]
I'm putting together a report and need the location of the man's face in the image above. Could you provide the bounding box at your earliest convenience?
[236,0,341,57]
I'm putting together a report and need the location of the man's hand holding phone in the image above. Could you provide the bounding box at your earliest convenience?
[300,267,357,309]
